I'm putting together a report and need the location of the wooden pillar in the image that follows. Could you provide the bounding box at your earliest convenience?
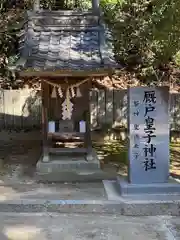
[85,85,93,161]
[41,81,49,162]
[92,0,99,12]
[85,110,93,161]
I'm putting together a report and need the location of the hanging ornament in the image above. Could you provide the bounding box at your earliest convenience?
[62,99,73,120]
[70,86,75,98]
[51,86,57,98]
[76,87,82,97]
[62,89,74,120]
[58,86,63,98]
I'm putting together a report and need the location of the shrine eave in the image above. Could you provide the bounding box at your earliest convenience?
[17,68,117,78]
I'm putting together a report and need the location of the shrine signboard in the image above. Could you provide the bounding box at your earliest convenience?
[128,86,169,184]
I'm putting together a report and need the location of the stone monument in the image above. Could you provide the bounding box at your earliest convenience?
[117,86,180,195]
[128,86,169,183]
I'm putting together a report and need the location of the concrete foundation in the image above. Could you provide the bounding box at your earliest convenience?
[36,170,116,182]
[36,148,115,182]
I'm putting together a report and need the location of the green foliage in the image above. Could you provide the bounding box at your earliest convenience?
[101,0,180,82]
[174,51,180,66]
[39,0,91,10]
[0,4,27,87]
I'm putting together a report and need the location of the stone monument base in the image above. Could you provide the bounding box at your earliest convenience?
[117,176,180,196]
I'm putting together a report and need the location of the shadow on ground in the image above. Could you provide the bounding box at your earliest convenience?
[92,129,180,179]
[0,130,179,183]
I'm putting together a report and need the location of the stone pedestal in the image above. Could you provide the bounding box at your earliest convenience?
[36,148,115,182]
[117,176,180,196]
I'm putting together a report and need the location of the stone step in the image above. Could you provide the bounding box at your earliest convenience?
[37,149,103,182]
[49,147,87,155]
[0,180,179,215]
[48,154,86,160]
[35,170,116,182]
[37,160,100,172]
[0,182,107,201]
[0,197,180,216]
[36,148,114,182]
[0,180,179,216]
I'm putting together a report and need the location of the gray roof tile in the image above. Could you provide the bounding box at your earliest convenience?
[15,10,118,72]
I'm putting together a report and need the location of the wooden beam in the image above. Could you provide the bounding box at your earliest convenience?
[28,10,97,17]
[48,132,85,141]
[49,147,87,154]
[32,25,100,31]
[30,14,99,20]
[19,69,115,78]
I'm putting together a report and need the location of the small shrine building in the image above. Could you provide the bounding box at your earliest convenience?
[11,1,119,181]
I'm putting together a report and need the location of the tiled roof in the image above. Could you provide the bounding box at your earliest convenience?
[15,10,118,73]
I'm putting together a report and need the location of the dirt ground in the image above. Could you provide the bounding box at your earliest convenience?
[0,131,42,183]
[0,131,42,164]
[0,130,179,183]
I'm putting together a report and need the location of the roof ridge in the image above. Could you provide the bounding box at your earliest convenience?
[27,10,100,18]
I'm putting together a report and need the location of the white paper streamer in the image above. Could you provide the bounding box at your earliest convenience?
[76,87,82,97]
[70,86,75,98]
[58,86,63,98]
[51,87,56,98]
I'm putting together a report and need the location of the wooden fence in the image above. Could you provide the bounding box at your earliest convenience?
[0,89,180,130]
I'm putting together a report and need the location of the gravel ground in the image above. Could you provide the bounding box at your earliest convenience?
[0,213,178,240]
